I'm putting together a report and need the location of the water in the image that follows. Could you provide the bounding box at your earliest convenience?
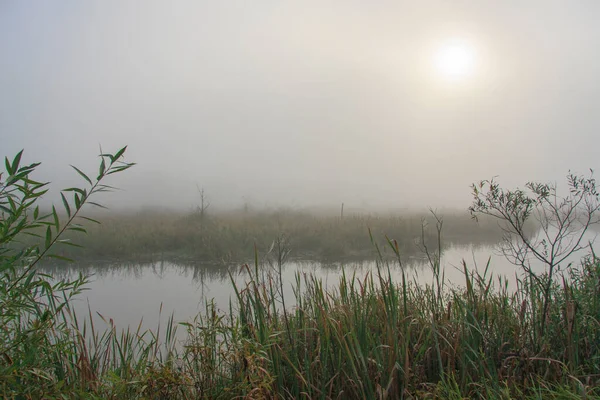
[41,244,499,330]
[43,236,595,334]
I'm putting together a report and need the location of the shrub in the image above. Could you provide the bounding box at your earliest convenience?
[0,147,133,397]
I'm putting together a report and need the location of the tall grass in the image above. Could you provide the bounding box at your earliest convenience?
[9,245,599,398]
[177,248,600,399]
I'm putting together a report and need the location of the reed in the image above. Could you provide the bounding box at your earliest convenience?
[15,246,596,399]
[4,239,600,398]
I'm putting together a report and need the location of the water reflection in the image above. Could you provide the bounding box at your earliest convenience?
[38,243,500,330]
[37,236,596,335]
[32,221,600,345]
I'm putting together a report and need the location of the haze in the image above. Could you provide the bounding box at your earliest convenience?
[2,1,599,211]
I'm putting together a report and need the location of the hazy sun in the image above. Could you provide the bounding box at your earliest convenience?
[434,40,476,81]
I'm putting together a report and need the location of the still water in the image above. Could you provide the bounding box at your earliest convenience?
[44,242,550,333]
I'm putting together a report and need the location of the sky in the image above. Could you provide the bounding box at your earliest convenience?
[1,1,599,211]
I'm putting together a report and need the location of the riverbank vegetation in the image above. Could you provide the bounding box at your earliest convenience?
[1,149,599,398]
[58,207,505,264]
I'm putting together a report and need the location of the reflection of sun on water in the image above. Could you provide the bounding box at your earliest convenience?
[434,39,476,81]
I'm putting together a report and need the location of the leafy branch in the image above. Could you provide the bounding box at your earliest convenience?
[1,146,135,289]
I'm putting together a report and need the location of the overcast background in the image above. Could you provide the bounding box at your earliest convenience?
[1,1,599,211]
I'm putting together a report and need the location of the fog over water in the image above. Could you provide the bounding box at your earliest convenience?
[2,2,600,210]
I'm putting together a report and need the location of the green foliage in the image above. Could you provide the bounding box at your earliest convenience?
[0,147,134,398]
[469,172,600,338]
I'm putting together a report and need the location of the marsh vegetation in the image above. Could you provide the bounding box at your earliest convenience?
[2,149,600,398]
[56,206,509,265]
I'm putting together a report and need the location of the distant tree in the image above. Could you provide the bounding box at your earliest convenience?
[195,185,210,220]
[469,171,600,336]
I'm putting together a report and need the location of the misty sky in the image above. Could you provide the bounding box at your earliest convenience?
[1,1,599,211]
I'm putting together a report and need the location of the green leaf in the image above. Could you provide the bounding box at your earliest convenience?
[45,226,52,249]
[60,192,71,218]
[98,158,106,180]
[74,194,81,209]
[38,211,53,220]
[46,254,74,262]
[88,201,107,209]
[106,164,134,175]
[25,189,49,199]
[22,199,38,210]
[71,165,92,185]
[23,231,42,238]
[4,156,12,175]
[52,205,60,231]
[7,196,16,213]
[11,170,31,182]
[79,216,101,224]
[22,177,46,187]
[24,270,35,286]
[11,150,23,174]
[21,162,41,170]
[67,226,87,234]
[112,146,127,162]
[62,187,86,195]
[94,184,117,192]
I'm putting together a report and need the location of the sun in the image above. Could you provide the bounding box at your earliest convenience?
[434,40,476,81]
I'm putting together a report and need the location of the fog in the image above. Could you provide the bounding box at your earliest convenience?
[2,1,599,211]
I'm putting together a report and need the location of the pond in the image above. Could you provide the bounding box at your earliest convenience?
[42,241,553,334]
